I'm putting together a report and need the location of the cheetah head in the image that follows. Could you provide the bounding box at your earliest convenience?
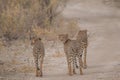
[58,34,68,43]
[31,36,41,45]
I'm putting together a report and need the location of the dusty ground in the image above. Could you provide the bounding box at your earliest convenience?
[0,0,120,80]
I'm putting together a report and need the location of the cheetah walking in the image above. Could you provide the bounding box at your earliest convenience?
[59,34,85,76]
[31,37,45,77]
[77,30,88,69]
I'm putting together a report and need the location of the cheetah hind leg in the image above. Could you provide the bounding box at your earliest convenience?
[68,62,73,76]
[38,58,44,77]
[37,69,42,77]
[35,61,39,77]
[75,57,79,69]
[73,57,77,74]
[36,69,39,77]
[83,48,87,69]
[75,56,84,69]
[79,57,83,75]
[36,67,40,77]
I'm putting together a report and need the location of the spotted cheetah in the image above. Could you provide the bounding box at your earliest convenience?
[77,30,88,69]
[59,34,85,76]
[31,37,45,77]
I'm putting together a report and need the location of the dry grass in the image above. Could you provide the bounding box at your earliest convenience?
[0,0,68,41]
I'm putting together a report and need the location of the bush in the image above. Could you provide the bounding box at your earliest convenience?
[0,0,68,41]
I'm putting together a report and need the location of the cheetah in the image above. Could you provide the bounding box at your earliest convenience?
[76,30,88,69]
[31,37,45,77]
[59,34,85,76]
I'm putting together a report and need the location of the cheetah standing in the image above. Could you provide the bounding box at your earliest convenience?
[59,34,85,76]
[77,30,88,69]
[31,37,45,77]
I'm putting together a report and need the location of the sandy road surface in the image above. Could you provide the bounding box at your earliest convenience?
[0,0,120,80]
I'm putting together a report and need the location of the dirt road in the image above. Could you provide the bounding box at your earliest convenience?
[0,0,120,80]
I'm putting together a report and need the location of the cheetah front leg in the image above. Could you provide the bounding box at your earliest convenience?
[66,55,73,76]
[67,56,74,76]
[68,61,73,76]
